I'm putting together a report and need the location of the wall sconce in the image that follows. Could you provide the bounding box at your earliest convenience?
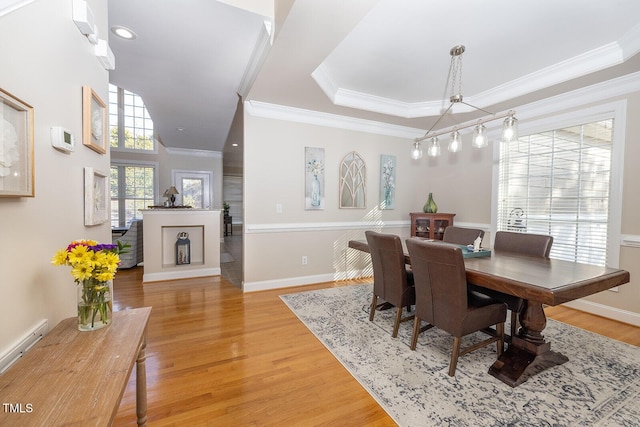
[95,39,115,70]
[175,232,191,265]
[72,0,98,44]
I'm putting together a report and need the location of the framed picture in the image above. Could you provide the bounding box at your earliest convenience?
[379,154,396,209]
[0,88,34,197]
[82,86,107,154]
[305,146,325,210]
[84,167,109,226]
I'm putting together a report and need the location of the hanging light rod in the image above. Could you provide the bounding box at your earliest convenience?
[410,45,519,159]
[414,109,516,143]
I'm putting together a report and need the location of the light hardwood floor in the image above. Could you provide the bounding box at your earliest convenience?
[113,265,639,426]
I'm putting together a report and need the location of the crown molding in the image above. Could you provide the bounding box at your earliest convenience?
[0,0,35,17]
[245,100,425,139]
[165,147,222,158]
[238,19,273,98]
[312,33,640,119]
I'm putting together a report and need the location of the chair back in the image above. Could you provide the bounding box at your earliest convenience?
[365,231,413,307]
[494,231,553,258]
[442,226,485,246]
[405,239,468,336]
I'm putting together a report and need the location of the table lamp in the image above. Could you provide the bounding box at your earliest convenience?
[163,186,179,207]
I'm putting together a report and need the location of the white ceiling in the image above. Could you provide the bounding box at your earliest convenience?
[108,0,640,155]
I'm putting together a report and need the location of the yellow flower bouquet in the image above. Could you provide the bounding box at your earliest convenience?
[52,239,128,331]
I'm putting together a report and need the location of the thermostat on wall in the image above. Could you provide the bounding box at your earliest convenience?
[51,126,75,152]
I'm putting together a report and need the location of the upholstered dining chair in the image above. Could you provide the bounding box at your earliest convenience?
[405,238,506,376]
[365,231,416,338]
[442,226,485,246]
[471,231,554,340]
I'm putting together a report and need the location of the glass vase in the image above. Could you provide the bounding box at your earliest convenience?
[311,174,321,207]
[423,192,438,213]
[77,279,113,331]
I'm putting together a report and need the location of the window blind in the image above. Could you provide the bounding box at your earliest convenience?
[497,120,613,266]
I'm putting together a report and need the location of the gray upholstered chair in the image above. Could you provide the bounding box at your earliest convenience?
[365,231,415,338]
[406,238,506,376]
[472,231,553,339]
[112,219,144,269]
[442,226,485,246]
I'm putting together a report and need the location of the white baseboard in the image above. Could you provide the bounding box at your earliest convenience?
[143,267,221,283]
[0,319,48,374]
[562,299,640,327]
[243,269,372,292]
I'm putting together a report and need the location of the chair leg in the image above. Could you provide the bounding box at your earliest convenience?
[392,306,402,338]
[410,317,421,350]
[449,337,462,376]
[369,294,377,322]
[496,322,505,357]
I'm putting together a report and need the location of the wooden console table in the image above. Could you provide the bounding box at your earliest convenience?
[0,307,151,426]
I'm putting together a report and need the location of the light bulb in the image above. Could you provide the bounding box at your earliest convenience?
[448,130,462,153]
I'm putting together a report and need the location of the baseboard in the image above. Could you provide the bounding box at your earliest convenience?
[143,267,221,283]
[0,319,48,374]
[243,269,372,292]
[562,299,640,327]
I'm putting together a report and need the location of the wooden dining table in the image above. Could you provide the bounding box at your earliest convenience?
[348,239,630,387]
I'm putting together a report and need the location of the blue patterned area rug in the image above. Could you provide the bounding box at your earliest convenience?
[280,284,640,426]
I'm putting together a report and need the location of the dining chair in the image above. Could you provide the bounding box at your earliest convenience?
[442,226,485,246]
[472,231,553,339]
[365,231,416,338]
[406,238,506,376]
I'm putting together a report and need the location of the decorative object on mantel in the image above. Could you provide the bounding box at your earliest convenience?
[147,204,192,209]
[163,185,179,207]
[52,239,129,331]
[411,45,519,160]
[423,192,438,213]
[175,232,191,265]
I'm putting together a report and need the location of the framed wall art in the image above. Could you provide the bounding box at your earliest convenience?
[305,146,325,210]
[82,85,107,154]
[84,167,109,226]
[379,154,396,209]
[339,151,366,209]
[0,88,34,197]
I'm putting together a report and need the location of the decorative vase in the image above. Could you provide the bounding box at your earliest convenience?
[423,192,438,213]
[77,279,113,331]
[311,174,321,207]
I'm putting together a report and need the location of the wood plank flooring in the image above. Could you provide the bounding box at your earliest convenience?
[113,267,639,426]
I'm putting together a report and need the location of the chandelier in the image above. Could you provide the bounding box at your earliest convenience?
[411,45,518,160]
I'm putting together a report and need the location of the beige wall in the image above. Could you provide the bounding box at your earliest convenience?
[0,0,110,351]
[243,89,640,321]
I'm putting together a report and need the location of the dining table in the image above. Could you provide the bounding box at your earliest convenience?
[348,238,631,387]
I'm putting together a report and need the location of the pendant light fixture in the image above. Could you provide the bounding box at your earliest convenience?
[412,45,519,158]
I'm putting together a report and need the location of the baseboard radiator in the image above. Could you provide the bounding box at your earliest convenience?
[0,319,48,375]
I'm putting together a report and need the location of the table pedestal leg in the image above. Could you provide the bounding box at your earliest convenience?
[489,300,568,387]
[136,334,148,427]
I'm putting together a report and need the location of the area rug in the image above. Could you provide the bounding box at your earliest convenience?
[280,284,640,426]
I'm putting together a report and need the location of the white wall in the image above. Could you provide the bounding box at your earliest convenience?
[0,0,110,352]
[242,88,640,321]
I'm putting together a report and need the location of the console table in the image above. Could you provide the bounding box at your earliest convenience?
[0,307,152,426]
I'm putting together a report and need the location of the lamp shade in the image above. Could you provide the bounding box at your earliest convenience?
[502,116,518,142]
[448,130,462,153]
[164,186,179,197]
[472,123,488,148]
[427,137,441,157]
[410,141,423,160]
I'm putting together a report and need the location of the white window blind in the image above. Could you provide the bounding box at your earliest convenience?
[497,119,613,266]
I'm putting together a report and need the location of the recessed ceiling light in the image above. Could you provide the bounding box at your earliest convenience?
[232,143,238,147]
[176,127,185,131]
[111,26,137,40]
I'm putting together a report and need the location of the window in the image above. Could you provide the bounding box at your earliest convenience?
[172,170,212,209]
[497,119,614,266]
[110,164,156,227]
[109,84,154,151]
